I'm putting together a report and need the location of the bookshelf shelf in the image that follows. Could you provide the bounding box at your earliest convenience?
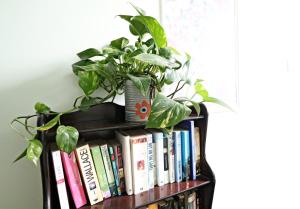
[38,102,215,209]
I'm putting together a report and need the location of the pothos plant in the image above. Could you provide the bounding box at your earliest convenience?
[11,4,230,165]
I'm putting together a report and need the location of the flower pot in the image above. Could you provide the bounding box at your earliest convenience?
[125,80,151,122]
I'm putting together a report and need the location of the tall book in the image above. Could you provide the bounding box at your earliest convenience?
[61,151,87,208]
[51,150,70,209]
[167,133,175,183]
[173,130,182,183]
[151,131,165,186]
[187,192,196,209]
[163,134,169,184]
[115,131,133,195]
[148,203,158,209]
[151,131,157,186]
[76,144,103,205]
[194,127,201,177]
[125,130,149,194]
[181,130,190,180]
[107,144,122,196]
[179,120,196,180]
[90,145,111,199]
[99,143,117,196]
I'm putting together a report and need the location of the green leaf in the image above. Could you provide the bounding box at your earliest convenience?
[174,97,201,116]
[36,113,62,131]
[164,69,176,85]
[190,101,201,116]
[146,93,191,129]
[132,16,167,48]
[110,37,129,50]
[34,102,51,114]
[56,125,79,154]
[127,74,151,96]
[203,97,233,111]
[134,53,180,69]
[26,139,43,166]
[130,3,145,15]
[194,79,209,100]
[78,71,100,96]
[80,97,98,111]
[159,47,172,59]
[13,148,27,163]
[118,15,147,37]
[72,59,95,75]
[77,48,101,60]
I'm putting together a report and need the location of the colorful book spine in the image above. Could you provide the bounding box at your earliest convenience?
[51,150,70,209]
[113,142,126,194]
[152,132,164,186]
[194,127,201,177]
[61,151,87,208]
[173,130,182,183]
[108,145,122,196]
[181,130,190,180]
[115,131,133,195]
[100,144,117,196]
[90,146,111,199]
[76,144,103,205]
[130,135,149,194]
[167,133,175,183]
[146,132,154,189]
[163,133,169,184]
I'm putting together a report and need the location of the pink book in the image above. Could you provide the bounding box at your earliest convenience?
[61,151,87,208]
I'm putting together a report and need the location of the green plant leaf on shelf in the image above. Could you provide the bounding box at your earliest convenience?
[190,101,201,116]
[132,15,167,48]
[13,148,27,163]
[127,74,151,96]
[80,96,98,111]
[146,93,192,129]
[110,37,129,50]
[36,113,62,131]
[174,97,201,116]
[77,48,101,60]
[72,59,95,75]
[34,102,51,114]
[203,97,233,111]
[56,125,79,154]
[134,53,180,69]
[130,3,146,15]
[118,15,147,37]
[194,79,209,100]
[78,71,100,96]
[26,139,43,166]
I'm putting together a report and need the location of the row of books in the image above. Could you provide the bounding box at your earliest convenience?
[141,191,199,209]
[51,120,201,208]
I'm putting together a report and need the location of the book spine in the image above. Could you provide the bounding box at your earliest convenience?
[76,144,103,205]
[152,139,157,186]
[153,132,164,186]
[115,131,133,195]
[181,130,190,180]
[173,131,182,183]
[90,146,111,199]
[163,134,169,184]
[61,151,87,208]
[100,144,117,196]
[168,134,175,183]
[108,145,122,196]
[147,133,154,189]
[189,121,196,180]
[51,150,70,209]
[194,127,201,177]
[131,136,149,194]
[114,144,126,194]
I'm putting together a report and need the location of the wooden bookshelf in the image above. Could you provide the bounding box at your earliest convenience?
[37,102,215,209]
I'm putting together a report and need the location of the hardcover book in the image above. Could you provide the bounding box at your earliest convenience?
[194,127,201,176]
[173,130,182,183]
[76,144,103,205]
[61,151,87,208]
[151,131,165,186]
[167,133,175,183]
[51,150,70,209]
[181,130,190,180]
[107,144,122,196]
[146,132,155,189]
[90,145,111,199]
[163,133,169,184]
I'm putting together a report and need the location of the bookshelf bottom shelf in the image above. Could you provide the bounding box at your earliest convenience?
[80,180,210,209]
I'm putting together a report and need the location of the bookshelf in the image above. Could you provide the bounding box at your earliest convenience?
[37,102,215,209]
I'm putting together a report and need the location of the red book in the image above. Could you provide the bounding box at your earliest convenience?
[61,151,87,208]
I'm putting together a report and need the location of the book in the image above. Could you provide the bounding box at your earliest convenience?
[115,131,133,195]
[194,127,201,176]
[90,145,111,199]
[167,133,175,183]
[181,130,190,180]
[151,131,165,186]
[76,144,103,205]
[165,197,175,209]
[61,151,87,208]
[163,133,169,184]
[179,120,196,180]
[125,130,149,194]
[99,143,117,196]
[173,130,182,183]
[51,150,70,209]
[148,203,158,209]
[107,143,122,196]
[158,200,168,209]
[187,192,196,209]
[175,194,185,209]
[151,132,157,186]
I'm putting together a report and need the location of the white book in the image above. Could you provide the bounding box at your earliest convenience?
[115,131,133,195]
[168,134,175,183]
[152,138,157,186]
[145,132,154,189]
[151,131,165,186]
[51,150,70,209]
[173,130,182,183]
[163,134,169,184]
[76,144,103,205]
[125,130,149,194]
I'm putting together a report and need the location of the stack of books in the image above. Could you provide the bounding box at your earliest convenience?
[51,120,201,208]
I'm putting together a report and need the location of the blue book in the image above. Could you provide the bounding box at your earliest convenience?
[181,130,190,180]
[173,130,182,182]
[179,120,196,180]
[108,145,121,196]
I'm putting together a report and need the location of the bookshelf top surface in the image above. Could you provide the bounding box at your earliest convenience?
[79,180,210,209]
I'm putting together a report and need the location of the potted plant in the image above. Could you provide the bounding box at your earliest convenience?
[11,4,230,165]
